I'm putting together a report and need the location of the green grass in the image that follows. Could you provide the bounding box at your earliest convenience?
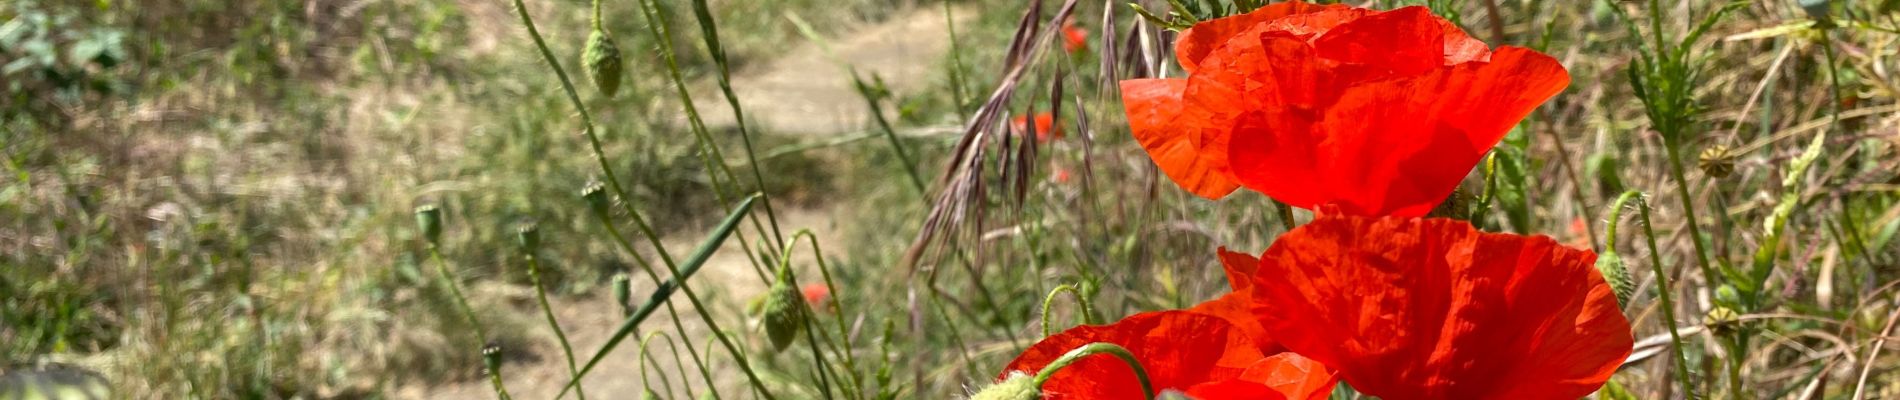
[6,0,1900,398]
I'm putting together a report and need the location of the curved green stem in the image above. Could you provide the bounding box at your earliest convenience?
[638,332,679,398]
[1040,284,1093,336]
[787,230,866,399]
[1032,343,1154,400]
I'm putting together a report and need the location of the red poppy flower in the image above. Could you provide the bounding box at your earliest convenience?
[1242,212,1632,399]
[1062,19,1090,53]
[999,311,1334,400]
[800,283,829,308]
[1012,112,1063,143]
[1122,2,1568,217]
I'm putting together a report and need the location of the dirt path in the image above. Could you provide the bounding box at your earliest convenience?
[409,4,967,398]
[692,5,976,135]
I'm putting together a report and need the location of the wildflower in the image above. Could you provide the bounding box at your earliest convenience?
[1242,211,1632,399]
[1061,18,1089,54]
[998,311,1335,400]
[1012,112,1062,143]
[1121,2,1568,216]
[801,283,831,311]
[1050,167,1072,184]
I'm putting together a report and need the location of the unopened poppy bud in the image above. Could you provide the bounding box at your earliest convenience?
[642,388,661,400]
[760,266,809,352]
[1698,145,1735,179]
[482,343,504,376]
[969,372,1038,400]
[515,224,540,252]
[1594,251,1634,307]
[583,28,624,98]
[581,182,611,216]
[415,205,443,246]
[612,273,633,316]
[1714,284,1743,309]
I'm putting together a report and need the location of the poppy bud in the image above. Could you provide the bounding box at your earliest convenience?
[1714,284,1743,309]
[1594,251,1634,307]
[759,265,809,352]
[969,372,1038,400]
[482,343,504,376]
[515,224,540,253]
[612,273,633,316]
[581,182,611,217]
[583,28,624,98]
[642,389,661,400]
[1697,145,1735,179]
[415,205,443,246]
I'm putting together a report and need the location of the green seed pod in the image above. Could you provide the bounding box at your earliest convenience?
[1698,145,1735,179]
[581,182,611,217]
[612,273,634,316]
[583,28,624,98]
[760,266,809,352]
[969,372,1038,400]
[515,224,541,253]
[1594,251,1634,307]
[482,343,504,376]
[415,205,443,246]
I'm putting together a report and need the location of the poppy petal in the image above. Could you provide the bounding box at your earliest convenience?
[1224,44,1568,216]
[1185,248,1277,351]
[1122,78,1240,199]
[1000,311,1270,399]
[1174,1,1352,73]
[1247,214,1633,399]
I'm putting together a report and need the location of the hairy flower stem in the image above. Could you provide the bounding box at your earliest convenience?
[524,250,586,400]
[1040,284,1094,336]
[684,0,788,251]
[633,0,782,281]
[1033,343,1154,400]
[585,207,728,400]
[1620,191,1696,397]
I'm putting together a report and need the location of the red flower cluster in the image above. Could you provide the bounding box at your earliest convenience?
[993,3,1632,399]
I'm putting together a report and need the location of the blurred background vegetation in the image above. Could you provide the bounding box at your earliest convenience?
[3,0,1899,398]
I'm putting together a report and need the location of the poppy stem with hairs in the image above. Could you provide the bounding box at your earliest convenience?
[1040,284,1095,336]
[788,229,869,398]
[1034,343,1155,400]
[1617,191,1697,397]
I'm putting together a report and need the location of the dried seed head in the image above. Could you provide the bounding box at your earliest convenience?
[1704,306,1742,334]
[1698,145,1736,179]
[583,28,624,98]
[515,224,541,252]
[415,205,443,246]
[482,343,504,376]
[969,372,1038,400]
[582,182,611,217]
[1594,251,1635,307]
[760,266,809,352]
